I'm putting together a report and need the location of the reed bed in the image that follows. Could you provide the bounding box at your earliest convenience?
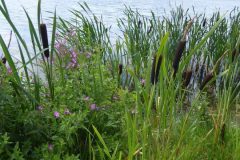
[0,0,240,159]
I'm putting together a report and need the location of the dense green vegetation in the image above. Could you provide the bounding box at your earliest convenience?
[0,0,240,159]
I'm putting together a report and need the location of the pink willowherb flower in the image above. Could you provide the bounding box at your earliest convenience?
[48,143,54,151]
[84,96,90,101]
[64,108,71,115]
[67,50,78,69]
[7,67,12,74]
[85,52,92,59]
[140,79,146,86]
[54,111,60,119]
[37,106,43,111]
[55,42,62,50]
[90,104,98,111]
[70,30,76,36]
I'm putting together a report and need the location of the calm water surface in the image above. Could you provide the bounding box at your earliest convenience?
[0,0,240,56]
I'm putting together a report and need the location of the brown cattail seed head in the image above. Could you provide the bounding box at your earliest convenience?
[2,57,6,64]
[151,55,163,84]
[173,40,186,76]
[138,20,142,28]
[183,70,192,87]
[155,55,163,84]
[200,71,214,90]
[232,48,237,62]
[40,24,49,58]
[151,55,157,84]
[220,123,226,144]
[202,18,207,27]
[118,64,123,75]
[199,65,205,82]
[147,26,153,34]
[195,63,199,72]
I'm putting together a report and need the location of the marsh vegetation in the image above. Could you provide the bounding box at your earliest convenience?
[0,0,240,159]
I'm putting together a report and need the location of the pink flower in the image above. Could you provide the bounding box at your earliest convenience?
[84,96,90,101]
[113,96,118,100]
[55,43,60,49]
[54,111,60,119]
[37,106,43,111]
[64,108,71,115]
[7,67,12,74]
[140,79,146,86]
[71,51,77,58]
[70,30,76,36]
[86,52,92,59]
[48,144,54,151]
[67,50,78,69]
[90,104,97,111]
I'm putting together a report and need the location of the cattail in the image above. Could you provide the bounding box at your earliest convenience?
[182,69,192,87]
[40,23,49,58]
[118,64,123,75]
[199,64,205,82]
[200,71,214,90]
[195,63,199,72]
[151,55,157,84]
[173,40,187,76]
[173,19,194,77]
[2,57,6,64]
[202,18,207,27]
[232,48,237,62]
[147,20,153,34]
[138,20,142,28]
[220,123,226,144]
[151,55,163,84]
[155,55,163,83]
[147,25,153,35]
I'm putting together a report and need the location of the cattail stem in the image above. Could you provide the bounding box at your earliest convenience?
[182,18,194,41]
[40,24,50,59]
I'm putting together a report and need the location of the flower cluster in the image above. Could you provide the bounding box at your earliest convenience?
[67,50,78,69]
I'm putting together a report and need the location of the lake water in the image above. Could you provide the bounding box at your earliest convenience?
[0,0,240,57]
